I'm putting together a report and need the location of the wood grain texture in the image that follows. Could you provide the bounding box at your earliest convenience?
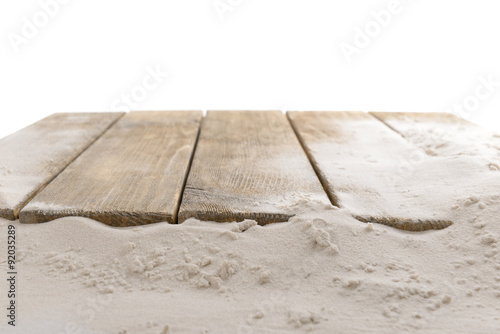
[371,112,500,164]
[20,111,202,226]
[178,110,332,224]
[287,111,454,231]
[0,112,124,220]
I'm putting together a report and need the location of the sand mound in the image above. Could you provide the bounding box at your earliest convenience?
[2,188,500,333]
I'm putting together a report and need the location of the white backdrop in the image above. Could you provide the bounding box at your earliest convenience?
[1,0,499,139]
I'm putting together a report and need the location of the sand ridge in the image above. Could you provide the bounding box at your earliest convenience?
[1,113,500,333]
[1,190,499,333]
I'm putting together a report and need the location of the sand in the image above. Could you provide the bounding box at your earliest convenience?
[1,117,500,333]
[1,181,500,333]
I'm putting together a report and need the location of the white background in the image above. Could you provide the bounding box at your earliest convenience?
[1,0,499,139]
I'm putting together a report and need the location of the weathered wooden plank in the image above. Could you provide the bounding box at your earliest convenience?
[177,110,332,224]
[20,111,202,226]
[371,112,500,166]
[287,111,454,231]
[0,112,124,220]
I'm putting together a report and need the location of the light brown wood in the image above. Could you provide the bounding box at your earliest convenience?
[20,111,202,226]
[371,112,500,164]
[0,112,124,220]
[178,110,331,224]
[287,111,454,231]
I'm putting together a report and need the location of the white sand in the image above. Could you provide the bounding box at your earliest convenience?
[1,117,500,333]
[1,181,500,333]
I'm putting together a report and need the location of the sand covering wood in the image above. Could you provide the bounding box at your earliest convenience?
[1,115,500,333]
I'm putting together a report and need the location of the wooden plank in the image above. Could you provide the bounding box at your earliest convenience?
[0,112,124,220]
[177,110,331,224]
[371,112,500,165]
[287,111,454,231]
[20,111,202,226]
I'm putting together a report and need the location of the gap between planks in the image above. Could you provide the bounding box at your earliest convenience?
[287,111,454,232]
[19,111,202,226]
[286,113,340,208]
[177,110,333,225]
[7,110,485,230]
[171,114,203,224]
[14,114,125,218]
[0,112,125,220]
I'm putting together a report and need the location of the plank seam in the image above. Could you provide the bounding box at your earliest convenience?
[368,112,407,139]
[15,113,126,219]
[369,112,439,159]
[288,112,454,232]
[367,113,457,231]
[286,112,340,208]
[173,115,204,224]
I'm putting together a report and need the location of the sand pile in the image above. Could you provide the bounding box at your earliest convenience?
[1,181,499,333]
[1,115,500,333]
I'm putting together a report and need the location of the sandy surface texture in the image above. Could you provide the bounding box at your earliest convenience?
[1,183,500,333]
[1,114,500,333]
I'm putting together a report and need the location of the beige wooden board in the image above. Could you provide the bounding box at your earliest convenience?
[287,111,455,231]
[20,111,202,226]
[0,112,124,220]
[371,112,500,166]
[178,110,332,224]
